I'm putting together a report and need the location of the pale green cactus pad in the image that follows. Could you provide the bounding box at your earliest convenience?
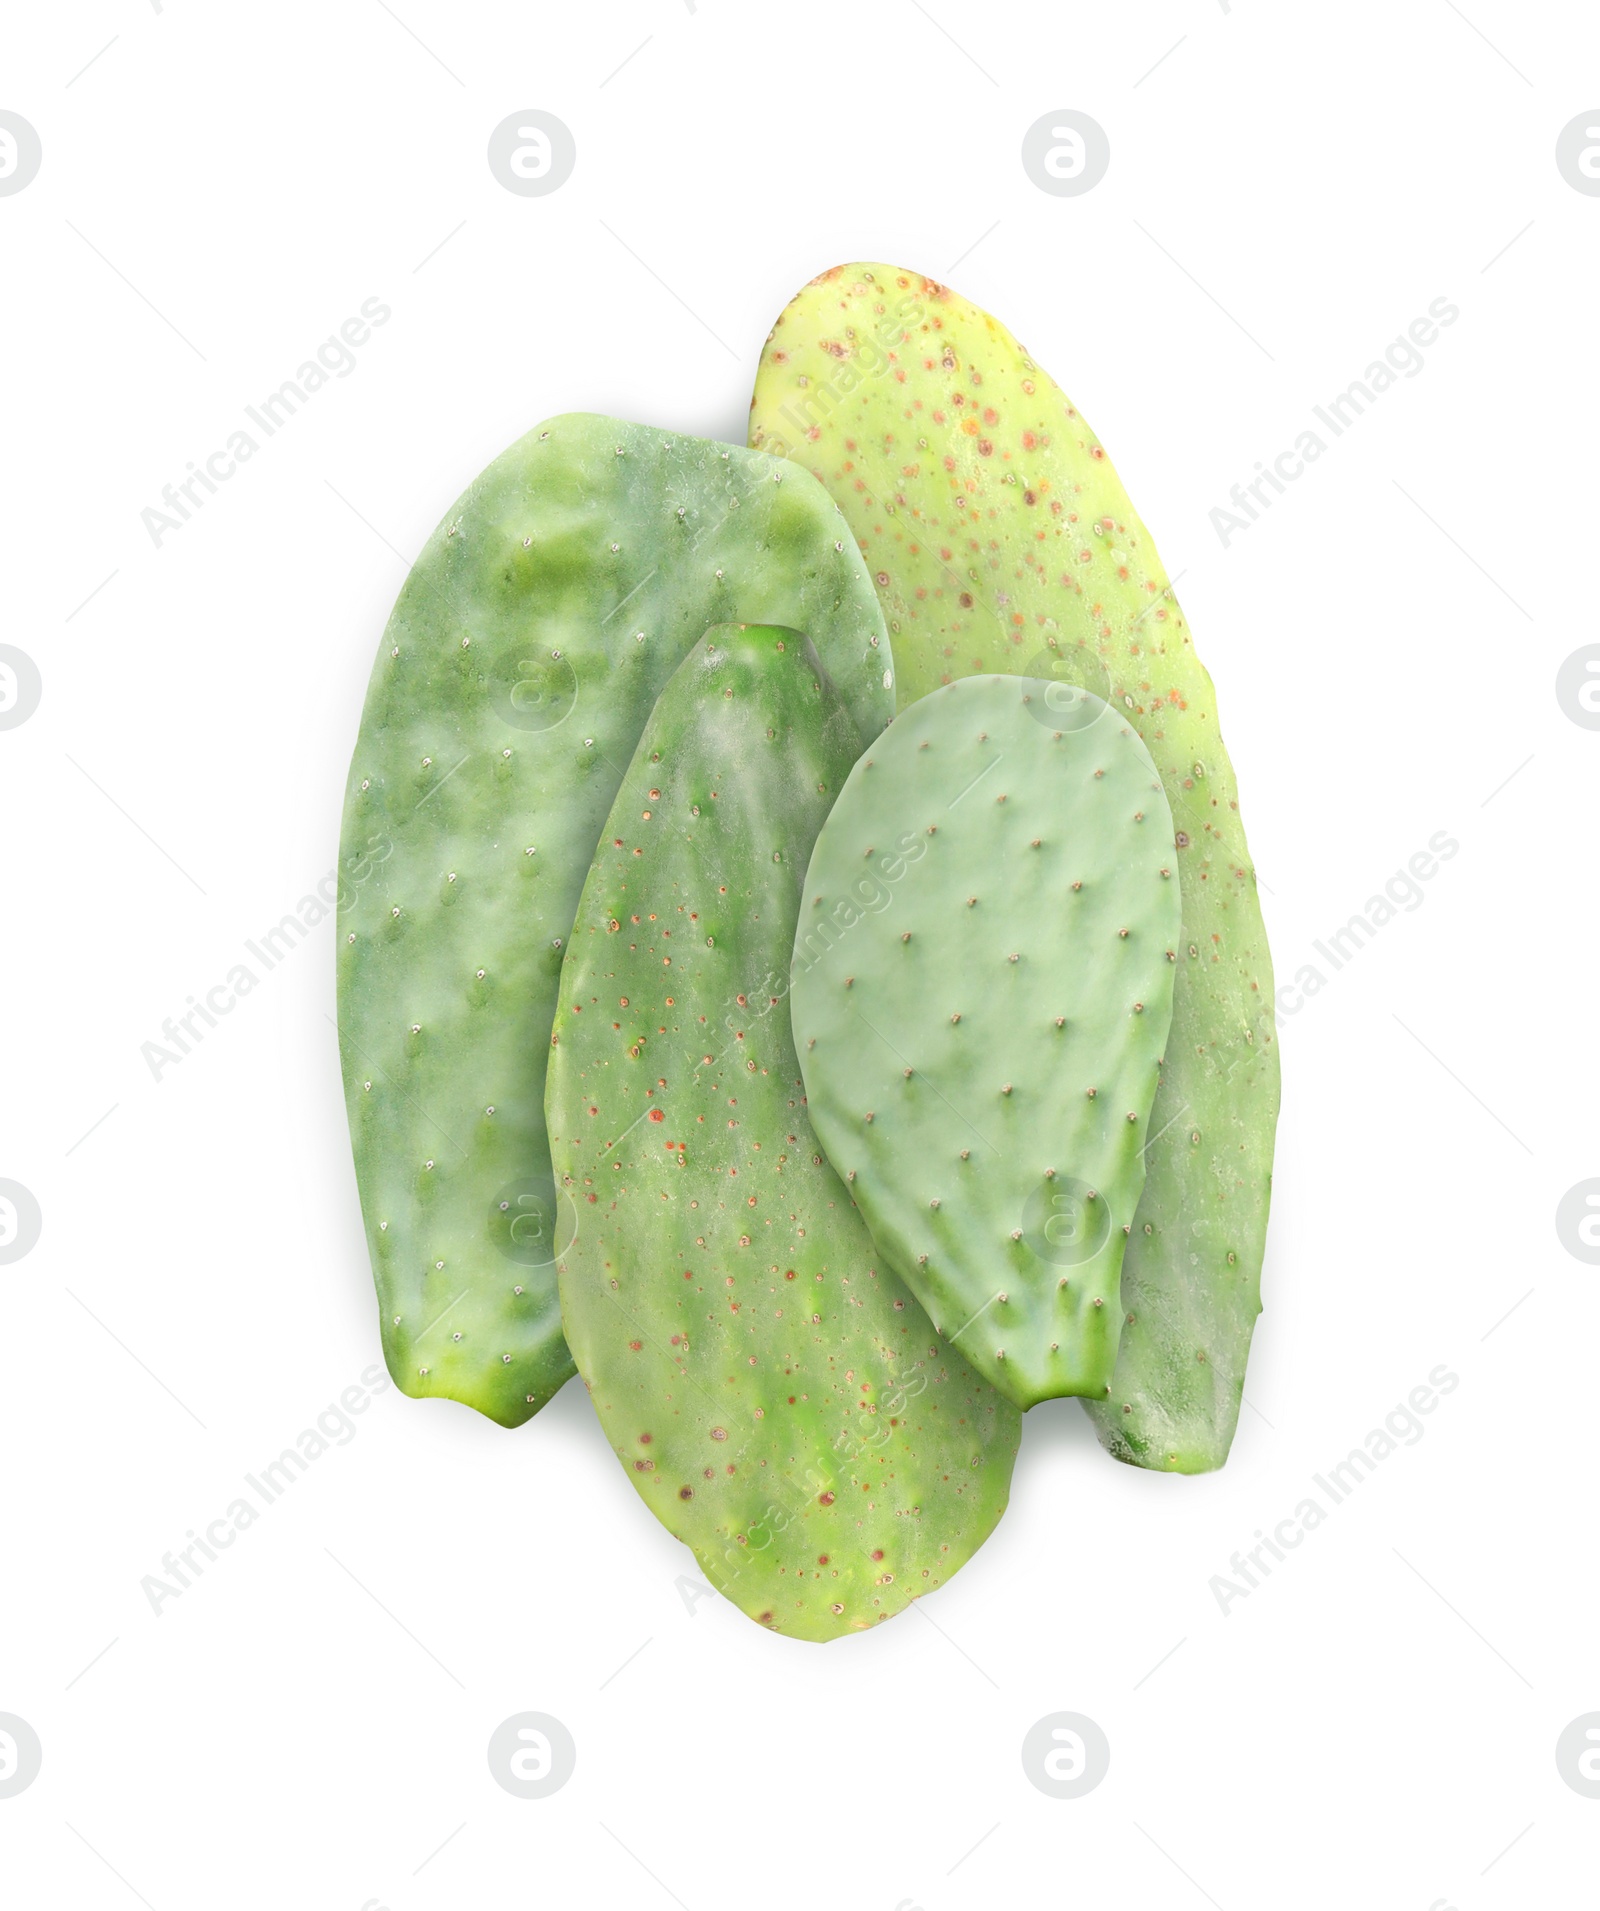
[339,417,893,1428]
[750,266,1278,1471]
[547,625,1019,1640]
[790,675,1179,1408]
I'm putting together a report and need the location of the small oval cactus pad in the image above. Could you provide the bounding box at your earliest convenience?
[547,625,1019,1641]
[751,266,1278,1470]
[339,416,893,1429]
[790,676,1179,1408]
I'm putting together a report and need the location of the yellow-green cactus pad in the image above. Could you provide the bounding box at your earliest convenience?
[751,266,1278,1471]
[548,625,1019,1638]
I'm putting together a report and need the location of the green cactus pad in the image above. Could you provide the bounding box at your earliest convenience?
[789,675,1179,1408]
[547,625,1019,1640]
[750,266,1278,1471]
[339,417,894,1428]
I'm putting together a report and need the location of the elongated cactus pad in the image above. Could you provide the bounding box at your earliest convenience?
[547,625,1019,1639]
[790,675,1179,1407]
[339,417,893,1428]
[750,267,1278,1471]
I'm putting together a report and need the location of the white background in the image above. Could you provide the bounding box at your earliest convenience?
[1,2,1594,1905]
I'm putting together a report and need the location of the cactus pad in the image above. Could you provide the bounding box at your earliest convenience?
[339,417,893,1428]
[790,675,1179,1407]
[547,624,1019,1639]
[750,266,1279,1470]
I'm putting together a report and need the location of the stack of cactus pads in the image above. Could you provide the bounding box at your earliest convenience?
[338,264,1279,1643]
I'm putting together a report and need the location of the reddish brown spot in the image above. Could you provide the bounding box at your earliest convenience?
[818,1491,836,1505]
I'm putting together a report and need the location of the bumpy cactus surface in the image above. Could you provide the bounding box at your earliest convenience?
[339,417,893,1428]
[750,267,1278,1471]
[790,675,1179,1407]
[547,625,1019,1639]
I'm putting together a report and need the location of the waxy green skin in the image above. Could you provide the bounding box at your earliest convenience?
[790,675,1179,1408]
[339,416,893,1428]
[548,625,1019,1640]
[751,266,1279,1471]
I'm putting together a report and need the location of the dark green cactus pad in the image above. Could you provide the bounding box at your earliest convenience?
[790,675,1179,1408]
[339,418,893,1428]
[751,266,1279,1471]
[547,625,1019,1640]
